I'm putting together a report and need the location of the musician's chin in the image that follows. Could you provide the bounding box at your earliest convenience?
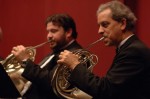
[49,43,56,49]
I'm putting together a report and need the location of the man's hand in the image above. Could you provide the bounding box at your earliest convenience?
[11,45,30,61]
[57,50,80,70]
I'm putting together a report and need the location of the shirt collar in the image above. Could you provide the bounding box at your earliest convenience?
[53,39,75,53]
[118,34,134,49]
[60,39,75,50]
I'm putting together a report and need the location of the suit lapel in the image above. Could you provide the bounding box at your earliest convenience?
[116,35,138,55]
[39,41,82,70]
[38,53,52,66]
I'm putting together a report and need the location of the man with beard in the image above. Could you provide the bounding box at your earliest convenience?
[11,14,82,99]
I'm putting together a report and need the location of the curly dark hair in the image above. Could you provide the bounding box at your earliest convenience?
[45,14,77,39]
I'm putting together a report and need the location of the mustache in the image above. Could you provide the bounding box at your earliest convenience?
[103,33,108,38]
[47,38,54,42]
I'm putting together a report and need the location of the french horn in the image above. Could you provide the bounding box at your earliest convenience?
[51,37,104,99]
[0,41,50,94]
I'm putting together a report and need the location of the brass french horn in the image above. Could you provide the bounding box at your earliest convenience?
[51,37,104,99]
[0,41,50,94]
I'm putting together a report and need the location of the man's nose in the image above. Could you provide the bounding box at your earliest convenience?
[47,32,53,37]
[98,26,104,35]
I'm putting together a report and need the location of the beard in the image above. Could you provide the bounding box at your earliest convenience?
[49,38,68,51]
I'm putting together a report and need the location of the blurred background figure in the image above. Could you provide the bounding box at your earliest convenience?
[0,27,2,41]
[0,26,21,99]
[0,27,3,61]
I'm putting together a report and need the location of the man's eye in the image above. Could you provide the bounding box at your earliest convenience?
[102,22,109,28]
[51,29,58,33]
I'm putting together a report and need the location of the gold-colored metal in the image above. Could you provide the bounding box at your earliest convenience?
[0,40,50,94]
[51,37,104,99]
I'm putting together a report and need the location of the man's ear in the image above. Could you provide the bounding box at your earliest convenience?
[66,28,72,38]
[120,18,127,30]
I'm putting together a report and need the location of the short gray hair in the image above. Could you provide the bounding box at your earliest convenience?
[97,1,137,31]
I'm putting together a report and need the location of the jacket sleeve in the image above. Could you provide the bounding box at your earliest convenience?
[21,59,55,91]
[68,46,148,98]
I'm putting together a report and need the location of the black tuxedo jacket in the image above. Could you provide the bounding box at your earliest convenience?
[22,41,82,99]
[69,35,150,99]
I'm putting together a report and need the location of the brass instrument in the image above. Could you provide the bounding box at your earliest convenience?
[0,41,50,94]
[51,37,104,99]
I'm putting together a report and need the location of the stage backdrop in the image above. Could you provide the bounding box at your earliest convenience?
[0,0,150,76]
